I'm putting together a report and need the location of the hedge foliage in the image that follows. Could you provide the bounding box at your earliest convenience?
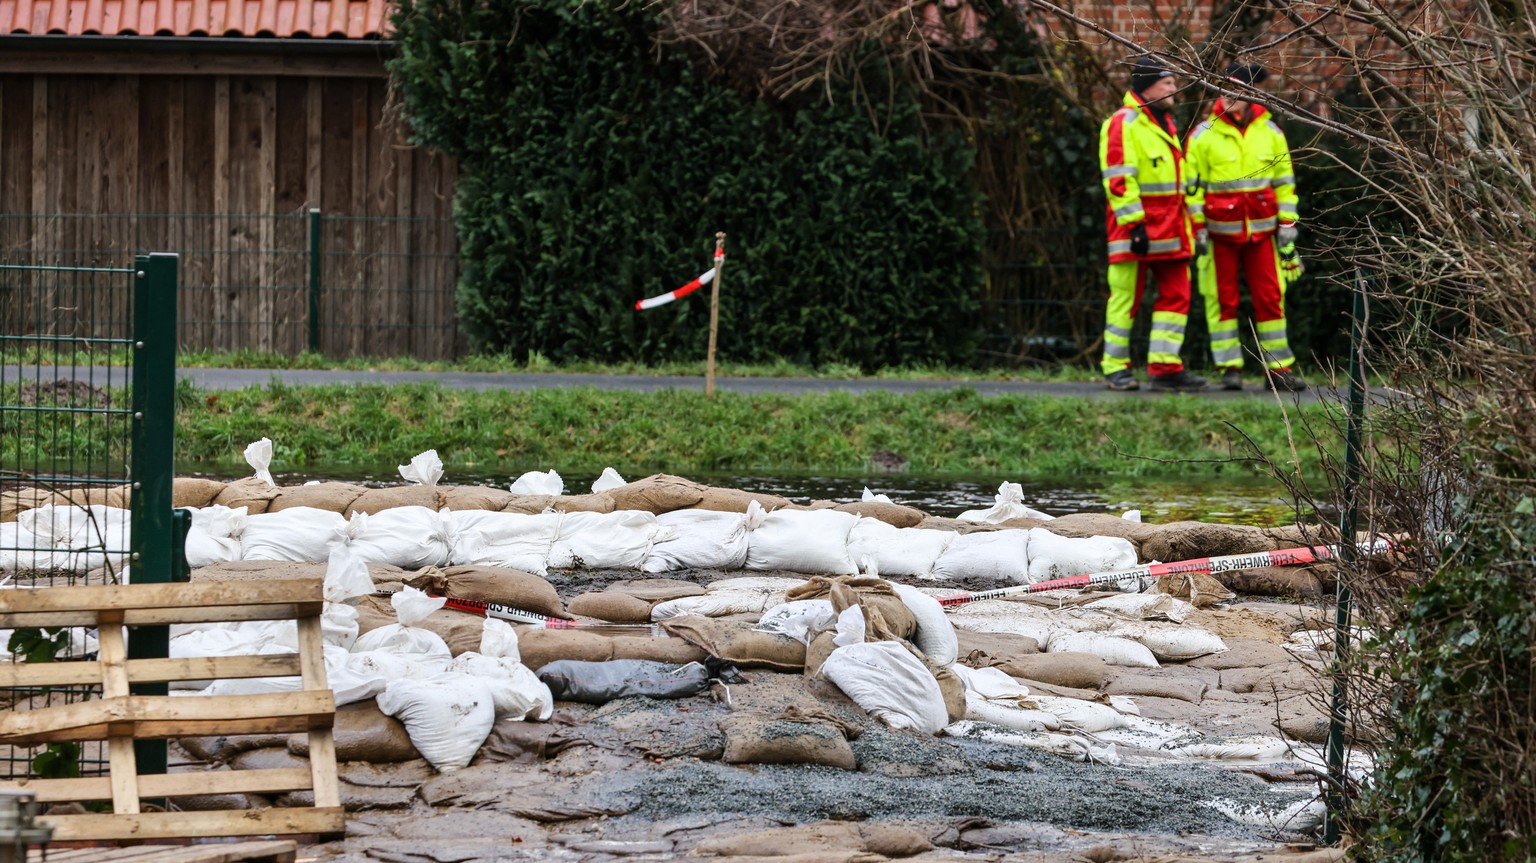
[389,0,984,368]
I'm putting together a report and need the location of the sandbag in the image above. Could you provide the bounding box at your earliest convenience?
[172,477,229,509]
[444,511,559,575]
[440,486,518,512]
[608,635,709,665]
[418,565,568,620]
[755,600,837,646]
[694,484,792,514]
[1111,621,1229,660]
[1219,566,1326,598]
[1084,593,1194,623]
[846,520,955,579]
[719,712,857,770]
[745,509,859,575]
[183,505,246,568]
[449,652,555,721]
[821,640,949,735]
[1026,528,1138,587]
[536,659,710,704]
[604,579,707,603]
[832,500,925,528]
[339,507,451,569]
[1031,695,1129,733]
[1047,631,1159,669]
[510,469,563,495]
[1152,571,1238,607]
[661,615,807,672]
[650,576,801,621]
[644,507,755,572]
[517,629,616,671]
[568,592,654,623]
[931,529,1031,583]
[288,700,419,763]
[784,576,918,643]
[1140,521,1303,562]
[376,674,497,772]
[547,510,657,570]
[958,482,1053,524]
[240,507,345,562]
[1034,512,1159,547]
[267,482,366,514]
[891,583,958,666]
[548,493,617,514]
[348,486,445,515]
[499,494,557,515]
[213,476,281,514]
[604,474,707,514]
[1105,670,1210,703]
[987,651,1109,690]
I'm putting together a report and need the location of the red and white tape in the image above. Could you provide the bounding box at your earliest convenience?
[634,249,726,311]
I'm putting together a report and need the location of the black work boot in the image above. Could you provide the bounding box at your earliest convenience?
[1148,370,1208,392]
[1266,368,1308,392]
[1220,368,1243,390]
[1104,370,1140,391]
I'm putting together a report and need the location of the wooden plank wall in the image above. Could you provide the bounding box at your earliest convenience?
[0,73,464,360]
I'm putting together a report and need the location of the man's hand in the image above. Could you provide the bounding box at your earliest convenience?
[1195,228,1210,256]
[1279,242,1305,278]
[1276,223,1298,247]
[1129,223,1150,257]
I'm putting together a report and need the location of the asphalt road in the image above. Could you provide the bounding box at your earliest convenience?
[1,364,1344,401]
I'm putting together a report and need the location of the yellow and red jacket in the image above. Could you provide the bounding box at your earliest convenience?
[1184,101,1298,242]
[1098,91,1193,264]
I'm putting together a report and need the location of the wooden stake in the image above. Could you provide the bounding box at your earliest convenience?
[706,232,725,398]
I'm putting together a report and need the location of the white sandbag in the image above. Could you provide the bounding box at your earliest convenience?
[1084,593,1194,623]
[184,505,246,567]
[958,481,1053,524]
[943,722,1123,766]
[930,529,1031,584]
[0,522,77,571]
[324,543,376,602]
[547,510,658,570]
[399,449,444,487]
[1031,695,1130,732]
[847,520,954,580]
[244,438,275,487]
[1025,529,1138,588]
[240,507,345,562]
[1203,797,1325,834]
[351,587,452,662]
[1111,621,1228,660]
[344,649,446,682]
[1047,631,1159,668]
[322,602,360,650]
[754,600,837,646]
[338,507,451,569]
[890,583,958,666]
[832,605,866,648]
[820,640,948,735]
[208,644,390,707]
[950,664,1031,700]
[861,488,894,504]
[591,468,626,493]
[17,505,131,570]
[509,469,563,496]
[1173,736,1294,761]
[376,674,497,772]
[943,599,1056,645]
[650,576,801,622]
[479,617,521,663]
[745,509,859,576]
[964,695,1062,733]
[644,508,753,572]
[445,510,559,576]
[448,652,554,721]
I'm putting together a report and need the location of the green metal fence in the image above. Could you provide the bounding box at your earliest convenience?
[0,252,180,782]
[0,213,463,361]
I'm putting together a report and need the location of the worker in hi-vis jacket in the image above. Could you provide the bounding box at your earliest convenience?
[1185,62,1307,392]
[1097,57,1206,392]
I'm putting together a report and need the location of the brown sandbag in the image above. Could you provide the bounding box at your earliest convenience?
[930,662,967,723]
[568,592,654,624]
[1105,669,1209,703]
[267,482,366,514]
[719,713,857,770]
[956,629,1041,659]
[192,561,328,583]
[228,746,310,773]
[349,594,483,655]
[474,713,591,764]
[993,652,1109,690]
[604,474,708,514]
[213,476,281,514]
[288,700,418,763]
[604,578,707,603]
[803,631,837,678]
[785,576,919,644]
[518,629,616,671]
[501,494,557,514]
[661,615,806,672]
[609,635,709,665]
[695,485,792,514]
[914,516,1000,534]
[440,485,517,512]
[349,486,446,515]
[692,822,933,859]
[178,733,293,763]
[416,565,569,619]
[1217,662,1317,695]
[550,493,617,514]
[1,488,65,522]
[832,501,926,528]
[172,477,228,509]
[52,486,130,509]
[1150,571,1237,607]
[1036,512,1159,548]
[1141,521,1334,563]
[1218,566,1326,599]
[1189,638,1298,671]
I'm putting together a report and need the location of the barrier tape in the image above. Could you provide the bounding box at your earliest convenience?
[429,593,659,634]
[634,249,726,311]
[935,539,1394,608]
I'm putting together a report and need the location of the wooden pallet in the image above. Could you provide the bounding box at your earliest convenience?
[0,579,342,842]
[27,839,296,863]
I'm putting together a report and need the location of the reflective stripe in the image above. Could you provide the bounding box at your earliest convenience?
[1267,120,1285,138]
[1209,324,1239,341]
[1263,347,1296,366]
[1256,319,1289,335]
[1188,121,1213,145]
[1212,345,1244,364]
[1140,182,1179,194]
[1103,165,1139,178]
[1146,238,1183,253]
[1187,203,1204,219]
[1249,217,1278,232]
[1104,341,1132,359]
[1114,202,1146,220]
[1272,174,1295,187]
[1151,310,1187,327]
[1208,220,1245,236]
[1108,240,1133,254]
[1207,179,1271,192]
[1278,204,1299,218]
[1148,339,1182,355]
[1105,323,1132,339]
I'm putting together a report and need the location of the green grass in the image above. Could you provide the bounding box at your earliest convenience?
[170,381,1342,482]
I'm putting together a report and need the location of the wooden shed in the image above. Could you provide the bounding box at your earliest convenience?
[0,0,464,359]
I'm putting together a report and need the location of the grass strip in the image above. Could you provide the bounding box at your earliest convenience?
[168,382,1339,482]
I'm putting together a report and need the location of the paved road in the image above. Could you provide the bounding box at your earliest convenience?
[5,364,1342,401]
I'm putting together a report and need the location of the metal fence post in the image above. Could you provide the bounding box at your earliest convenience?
[309,208,322,354]
[128,252,179,779]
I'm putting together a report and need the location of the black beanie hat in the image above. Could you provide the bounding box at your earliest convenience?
[1224,61,1269,86]
[1131,57,1174,94]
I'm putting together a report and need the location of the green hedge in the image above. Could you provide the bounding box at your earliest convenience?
[390,0,984,368]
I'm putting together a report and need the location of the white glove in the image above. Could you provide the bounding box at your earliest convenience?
[1276,223,1298,247]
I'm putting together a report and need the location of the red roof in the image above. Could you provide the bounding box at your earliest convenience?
[0,0,392,39]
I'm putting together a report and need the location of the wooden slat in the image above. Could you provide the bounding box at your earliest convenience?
[30,76,46,219]
[294,615,339,810]
[0,766,314,803]
[0,578,323,617]
[97,622,142,815]
[0,50,389,77]
[38,806,344,842]
[0,654,305,688]
[2,602,323,630]
[0,691,335,745]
